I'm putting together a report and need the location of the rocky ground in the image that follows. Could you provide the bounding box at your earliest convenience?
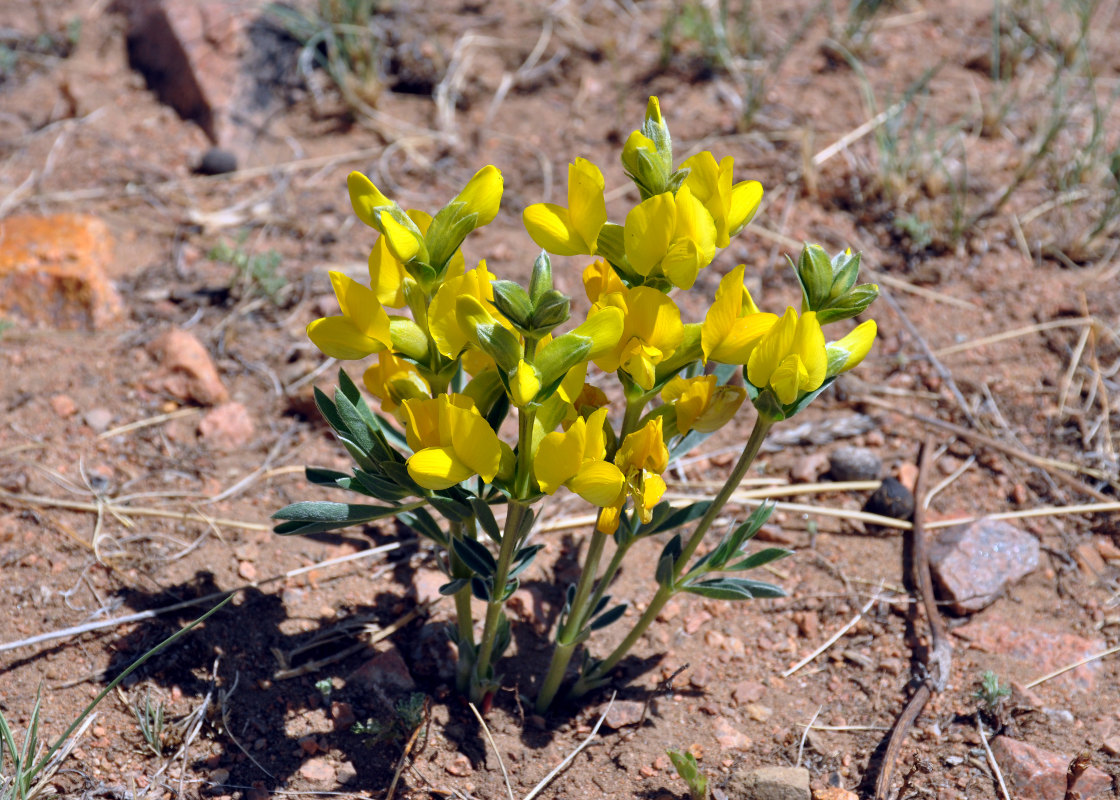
[1,1,1119,799]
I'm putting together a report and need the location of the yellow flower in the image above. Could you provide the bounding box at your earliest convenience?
[368,210,465,308]
[701,265,778,364]
[453,165,503,228]
[661,375,746,434]
[510,360,542,407]
[522,159,607,256]
[680,151,763,248]
[362,351,430,413]
[535,407,625,506]
[427,262,502,359]
[623,185,717,289]
[582,259,627,304]
[347,171,394,229]
[747,308,827,406]
[400,394,504,490]
[307,271,392,359]
[826,319,877,376]
[598,418,669,534]
[593,286,684,391]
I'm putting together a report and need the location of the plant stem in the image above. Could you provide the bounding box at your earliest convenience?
[536,393,645,712]
[448,520,478,694]
[569,414,774,698]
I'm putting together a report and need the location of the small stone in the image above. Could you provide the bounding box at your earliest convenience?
[745,703,773,722]
[792,610,819,638]
[684,609,712,634]
[196,147,237,175]
[209,767,230,786]
[657,600,681,622]
[199,403,255,450]
[812,788,858,800]
[714,718,752,751]
[828,446,881,481]
[0,213,123,329]
[298,735,319,755]
[603,700,647,730]
[1102,736,1120,756]
[298,756,335,783]
[411,567,448,605]
[345,645,416,692]
[1073,542,1107,579]
[790,452,830,484]
[863,477,914,521]
[725,766,810,800]
[929,519,1039,613]
[955,616,1105,692]
[50,394,78,418]
[330,701,356,730]
[755,525,797,545]
[238,561,257,581]
[336,761,357,783]
[84,408,114,433]
[897,462,920,492]
[445,754,472,776]
[989,737,1111,800]
[150,328,229,406]
[732,681,765,706]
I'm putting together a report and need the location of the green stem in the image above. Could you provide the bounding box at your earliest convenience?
[536,393,646,712]
[448,520,477,694]
[583,537,631,625]
[569,414,774,698]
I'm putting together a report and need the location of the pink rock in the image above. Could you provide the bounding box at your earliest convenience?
[199,402,255,449]
[49,394,78,418]
[790,452,830,484]
[298,756,335,783]
[929,518,1039,613]
[714,717,752,751]
[990,737,1112,800]
[150,328,229,406]
[954,616,1104,692]
[330,701,356,730]
[603,700,647,730]
[346,645,416,692]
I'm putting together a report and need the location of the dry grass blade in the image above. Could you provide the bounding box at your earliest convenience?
[977,714,1012,800]
[96,408,200,440]
[522,692,616,800]
[1024,642,1120,689]
[933,316,1094,358]
[783,587,882,677]
[469,702,515,800]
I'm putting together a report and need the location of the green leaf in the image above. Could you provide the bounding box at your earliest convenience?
[428,495,474,523]
[379,461,425,493]
[726,547,793,571]
[452,537,497,577]
[535,333,592,389]
[352,470,415,501]
[272,501,417,535]
[589,603,628,631]
[655,533,682,588]
[333,389,377,455]
[639,501,712,538]
[398,508,446,545]
[508,544,543,579]
[493,612,512,659]
[313,386,346,434]
[305,467,350,487]
[469,497,502,543]
[682,576,787,600]
[726,502,775,553]
[470,576,491,601]
[475,322,523,372]
[439,578,469,596]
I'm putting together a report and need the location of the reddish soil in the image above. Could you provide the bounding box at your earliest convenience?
[1,1,1118,799]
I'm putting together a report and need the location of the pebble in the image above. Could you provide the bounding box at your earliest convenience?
[336,761,357,783]
[195,147,238,175]
[955,615,1105,692]
[199,402,255,450]
[896,462,919,492]
[863,477,914,520]
[445,754,472,776]
[828,446,881,481]
[725,766,809,800]
[149,328,230,406]
[1102,736,1120,756]
[731,680,765,706]
[684,609,712,634]
[714,718,752,751]
[790,452,830,484]
[84,408,114,434]
[298,757,335,783]
[50,394,78,418]
[345,645,416,692]
[745,702,773,722]
[928,519,1039,613]
[603,699,648,730]
[330,701,356,730]
[812,788,858,800]
[990,737,1111,800]
[209,767,230,786]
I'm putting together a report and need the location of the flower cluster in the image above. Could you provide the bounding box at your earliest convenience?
[277,96,879,711]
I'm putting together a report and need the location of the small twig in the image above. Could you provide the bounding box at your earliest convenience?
[797,705,823,767]
[97,408,200,440]
[783,589,882,677]
[874,440,951,800]
[522,692,615,800]
[933,316,1094,358]
[220,672,274,778]
[977,714,1012,800]
[469,703,515,800]
[1025,642,1120,688]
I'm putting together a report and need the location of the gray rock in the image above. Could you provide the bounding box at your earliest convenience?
[724,766,810,800]
[828,446,881,481]
[929,519,1039,614]
[864,477,914,520]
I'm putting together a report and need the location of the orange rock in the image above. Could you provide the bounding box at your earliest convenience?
[0,214,123,329]
[149,328,229,406]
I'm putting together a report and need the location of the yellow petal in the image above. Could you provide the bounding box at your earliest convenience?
[367,237,408,308]
[637,472,667,520]
[400,396,442,452]
[347,171,393,229]
[408,446,476,490]
[307,315,387,360]
[510,360,541,406]
[728,180,763,235]
[568,461,626,506]
[449,406,502,482]
[568,158,607,253]
[770,354,808,405]
[829,319,877,374]
[692,385,746,432]
[791,310,827,392]
[627,287,684,353]
[582,260,626,304]
[523,203,585,256]
[624,193,675,276]
[455,165,503,227]
[570,306,624,359]
[747,306,797,389]
[534,424,584,494]
[380,211,422,263]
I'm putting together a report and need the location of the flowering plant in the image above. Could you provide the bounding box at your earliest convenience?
[274,97,878,712]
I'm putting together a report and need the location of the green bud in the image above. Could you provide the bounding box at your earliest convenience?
[829,249,861,298]
[815,283,879,325]
[490,280,533,329]
[529,251,552,302]
[474,322,522,373]
[389,317,429,361]
[535,333,592,392]
[530,289,570,332]
[794,244,834,312]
